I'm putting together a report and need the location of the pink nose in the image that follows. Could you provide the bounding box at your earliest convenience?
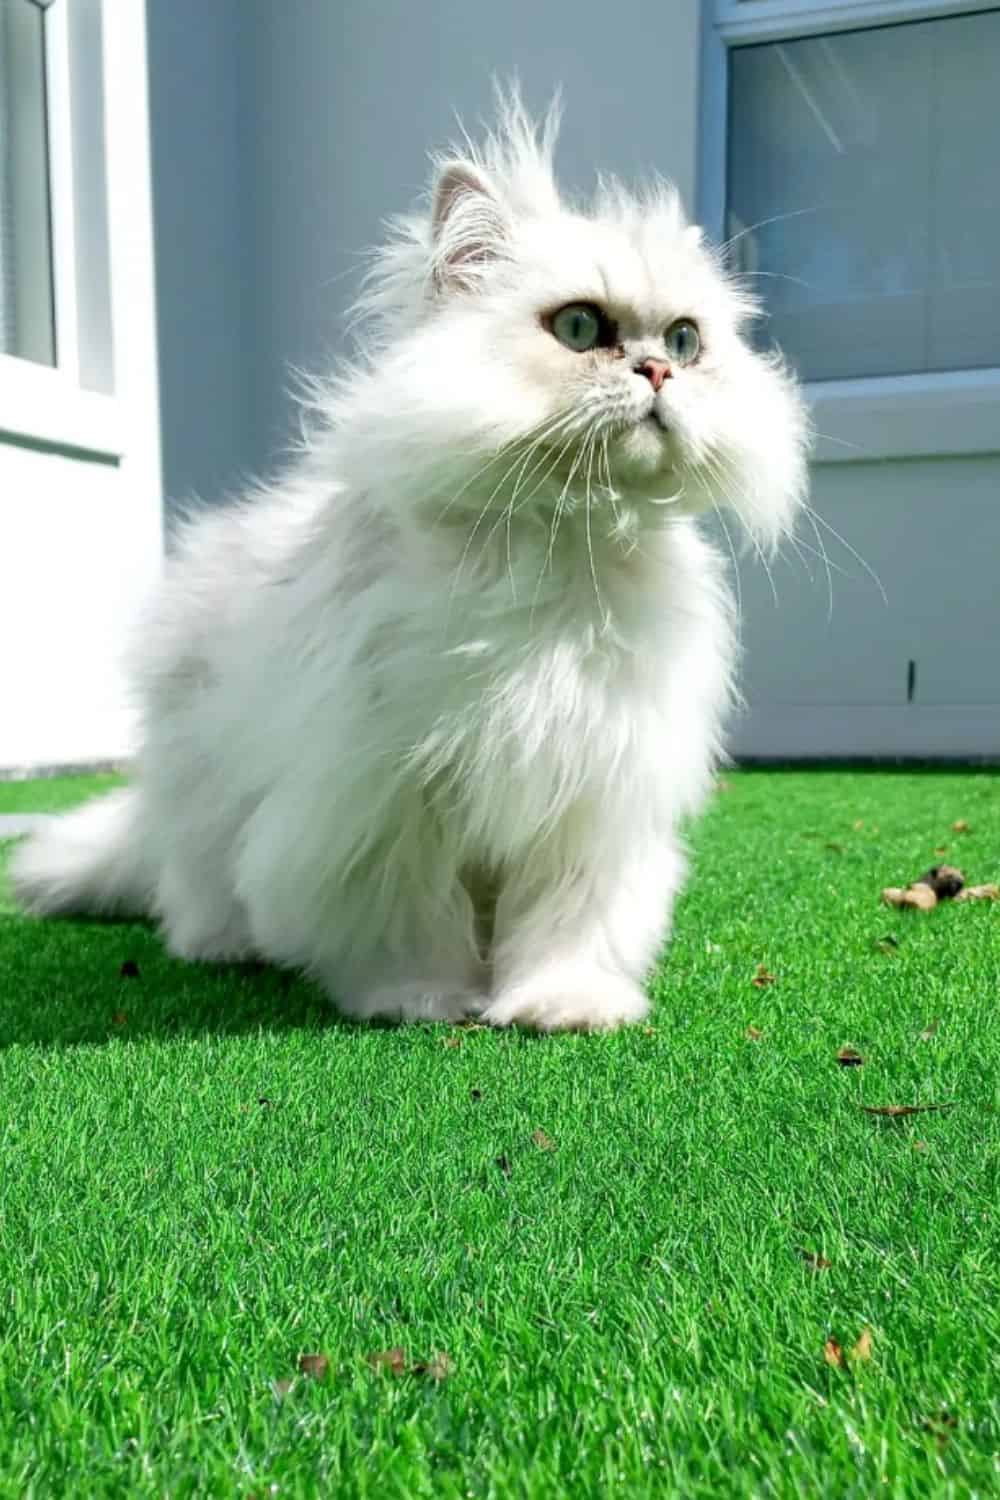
[636,358,672,392]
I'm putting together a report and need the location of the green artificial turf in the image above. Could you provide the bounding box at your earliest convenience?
[1,769,998,1497]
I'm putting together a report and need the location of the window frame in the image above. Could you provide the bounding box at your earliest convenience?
[0,0,123,457]
[700,0,1000,462]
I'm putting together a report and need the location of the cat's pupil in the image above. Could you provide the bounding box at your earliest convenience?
[665,319,700,365]
[551,303,602,352]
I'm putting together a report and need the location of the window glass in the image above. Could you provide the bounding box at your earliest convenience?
[727,10,1000,380]
[0,0,56,366]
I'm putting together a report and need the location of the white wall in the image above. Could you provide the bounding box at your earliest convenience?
[0,2,163,772]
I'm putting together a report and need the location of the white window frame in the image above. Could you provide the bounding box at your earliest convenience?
[0,0,122,457]
[700,0,1000,463]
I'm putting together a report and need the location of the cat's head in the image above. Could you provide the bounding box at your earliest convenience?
[342,93,808,549]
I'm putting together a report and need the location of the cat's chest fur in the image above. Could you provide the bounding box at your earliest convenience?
[364,527,721,859]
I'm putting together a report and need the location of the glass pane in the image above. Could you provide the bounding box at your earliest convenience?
[0,0,56,366]
[69,0,113,393]
[727,11,1000,382]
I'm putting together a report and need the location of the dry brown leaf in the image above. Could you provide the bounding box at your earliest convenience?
[800,1250,832,1271]
[532,1128,557,1151]
[851,1328,873,1362]
[921,1410,958,1450]
[916,865,965,899]
[111,1011,128,1026]
[853,819,865,831]
[751,964,777,988]
[954,883,1000,902]
[951,820,971,834]
[912,1140,928,1151]
[442,1036,462,1049]
[933,846,949,856]
[836,1046,865,1067]
[861,1103,955,1118]
[919,1018,940,1040]
[823,1338,845,1368]
[412,1351,453,1380]
[298,1354,329,1382]
[882,884,937,911]
[745,1025,763,1041]
[643,1025,657,1036]
[367,1347,407,1375]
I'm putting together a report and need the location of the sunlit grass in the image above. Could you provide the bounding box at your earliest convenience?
[1,769,998,1497]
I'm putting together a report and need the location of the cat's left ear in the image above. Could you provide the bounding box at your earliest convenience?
[430,161,508,292]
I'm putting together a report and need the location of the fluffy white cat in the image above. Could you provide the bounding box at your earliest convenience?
[11,96,808,1030]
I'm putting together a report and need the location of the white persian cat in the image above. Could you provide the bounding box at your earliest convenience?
[11,97,808,1031]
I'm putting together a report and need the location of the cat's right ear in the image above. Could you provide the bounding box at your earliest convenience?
[430,161,507,292]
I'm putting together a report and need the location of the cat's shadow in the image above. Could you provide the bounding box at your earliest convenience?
[0,910,466,1049]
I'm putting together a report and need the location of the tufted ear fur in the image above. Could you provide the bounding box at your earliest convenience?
[430,161,508,292]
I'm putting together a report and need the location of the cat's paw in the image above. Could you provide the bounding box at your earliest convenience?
[482,970,649,1033]
[339,979,485,1025]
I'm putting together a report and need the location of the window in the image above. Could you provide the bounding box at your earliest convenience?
[703,0,1000,461]
[0,0,117,454]
[0,0,56,366]
[726,9,1000,381]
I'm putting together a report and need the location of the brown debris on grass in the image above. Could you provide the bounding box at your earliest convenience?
[366,1347,452,1380]
[298,1353,330,1382]
[882,883,938,911]
[861,1103,955,1119]
[367,1347,407,1375]
[412,1351,453,1380]
[851,1328,873,1362]
[824,1329,873,1368]
[751,964,777,987]
[836,1046,865,1067]
[883,860,998,910]
[954,883,999,902]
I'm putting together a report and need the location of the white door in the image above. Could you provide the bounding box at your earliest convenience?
[0,0,162,772]
[701,0,1000,758]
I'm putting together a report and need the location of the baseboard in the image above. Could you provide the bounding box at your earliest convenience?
[0,760,132,783]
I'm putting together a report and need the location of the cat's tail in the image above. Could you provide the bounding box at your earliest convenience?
[8,786,154,919]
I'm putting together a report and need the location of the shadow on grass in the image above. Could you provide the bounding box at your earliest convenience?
[0,905,414,1049]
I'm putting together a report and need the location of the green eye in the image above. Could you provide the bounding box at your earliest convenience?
[550,303,603,352]
[664,319,700,365]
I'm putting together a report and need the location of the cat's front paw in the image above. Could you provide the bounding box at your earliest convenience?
[482,969,649,1033]
[338,979,485,1025]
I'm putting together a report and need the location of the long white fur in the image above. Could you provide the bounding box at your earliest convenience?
[10,93,809,1030]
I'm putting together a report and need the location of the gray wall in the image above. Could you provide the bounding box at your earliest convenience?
[148,0,700,501]
[146,0,259,506]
